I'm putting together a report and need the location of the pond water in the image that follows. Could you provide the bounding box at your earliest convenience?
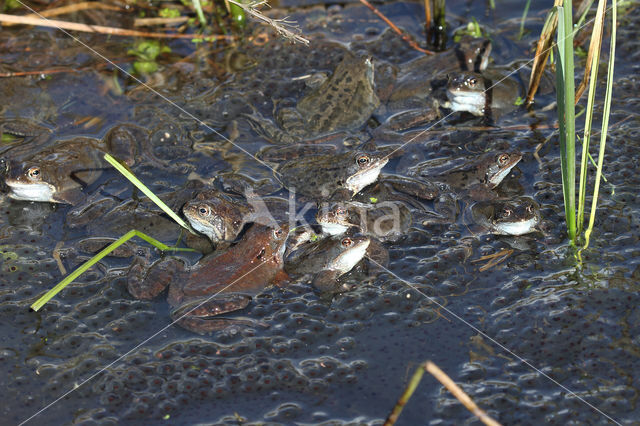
[1,1,639,424]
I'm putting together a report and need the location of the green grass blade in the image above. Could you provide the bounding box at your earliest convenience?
[191,0,207,26]
[577,0,607,236]
[31,229,195,311]
[575,0,596,31]
[385,365,426,425]
[518,0,532,40]
[103,153,192,231]
[582,0,616,251]
[556,3,576,243]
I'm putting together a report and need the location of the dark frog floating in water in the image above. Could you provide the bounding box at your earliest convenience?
[127,224,289,334]
[285,234,371,293]
[182,188,288,247]
[445,70,523,119]
[471,196,540,235]
[316,200,411,241]
[245,51,380,144]
[3,138,106,205]
[277,149,389,200]
[2,125,144,205]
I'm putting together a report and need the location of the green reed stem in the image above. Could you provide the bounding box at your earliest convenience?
[518,0,531,40]
[191,0,207,26]
[384,364,425,425]
[575,0,596,31]
[556,2,576,244]
[103,153,192,231]
[581,0,616,252]
[577,0,607,236]
[384,361,500,426]
[31,230,195,311]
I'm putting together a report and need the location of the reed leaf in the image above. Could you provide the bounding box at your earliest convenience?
[556,2,577,243]
[103,153,193,231]
[31,229,195,311]
[576,0,607,236]
[582,0,616,252]
[518,0,531,40]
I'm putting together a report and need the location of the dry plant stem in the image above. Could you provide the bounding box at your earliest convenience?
[0,13,234,40]
[526,0,563,105]
[424,0,432,31]
[357,0,434,55]
[425,362,501,426]
[577,0,607,234]
[574,0,606,104]
[134,17,189,27]
[384,361,501,426]
[3,1,123,26]
[226,0,309,45]
[0,68,77,77]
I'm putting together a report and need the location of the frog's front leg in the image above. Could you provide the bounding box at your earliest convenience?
[127,256,185,300]
[170,294,268,334]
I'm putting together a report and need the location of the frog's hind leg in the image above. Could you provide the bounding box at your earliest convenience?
[127,256,184,300]
[170,295,269,334]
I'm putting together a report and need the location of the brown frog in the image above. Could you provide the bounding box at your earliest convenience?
[284,234,371,293]
[377,36,492,131]
[182,188,287,246]
[276,149,389,200]
[316,200,411,242]
[3,125,143,205]
[244,51,380,144]
[128,223,289,334]
[401,150,523,223]
[445,69,523,121]
[470,196,540,235]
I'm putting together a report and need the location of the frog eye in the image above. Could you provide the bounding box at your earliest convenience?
[273,228,284,238]
[501,208,512,218]
[356,155,370,167]
[341,237,353,248]
[497,154,510,165]
[27,166,41,181]
[525,203,534,213]
[198,205,211,216]
[335,207,346,216]
[467,77,478,87]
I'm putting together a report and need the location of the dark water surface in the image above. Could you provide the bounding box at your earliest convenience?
[1,1,639,424]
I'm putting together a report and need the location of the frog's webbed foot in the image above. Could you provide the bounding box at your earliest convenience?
[365,238,389,269]
[0,118,51,143]
[417,193,460,225]
[170,295,269,334]
[127,256,185,300]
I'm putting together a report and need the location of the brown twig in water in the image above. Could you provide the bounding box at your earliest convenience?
[3,1,123,26]
[425,362,501,426]
[384,360,501,426]
[471,249,514,272]
[357,0,434,55]
[424,0,432,31]
[525,0,563,106]
[0,13,234,40]
[0,68,77,77]
[134,17,190,27]
[574,0,606,104]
